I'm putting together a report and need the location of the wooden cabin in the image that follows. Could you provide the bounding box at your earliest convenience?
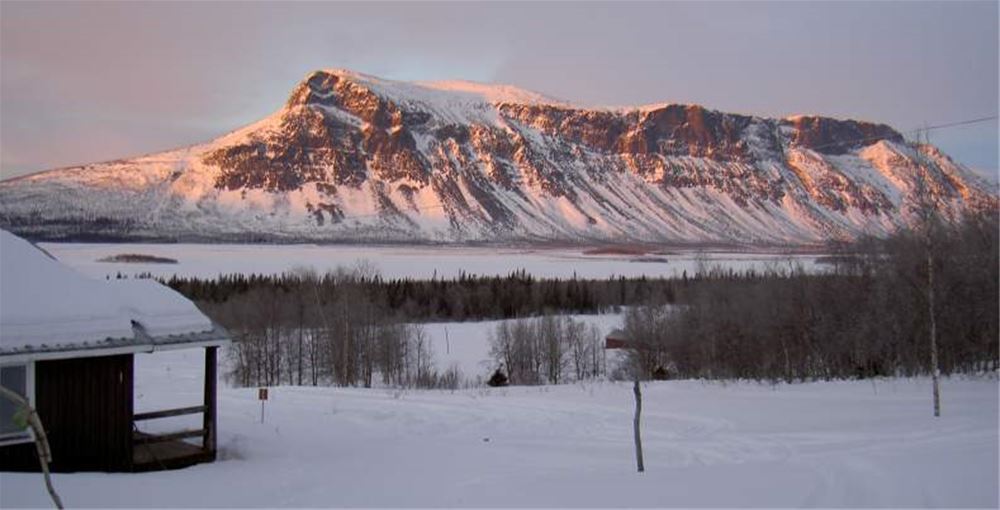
[0,231,230,472]
[604,328,672,380]
[605,329,631,350]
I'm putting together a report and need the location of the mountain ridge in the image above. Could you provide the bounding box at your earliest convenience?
[1,69,994,245]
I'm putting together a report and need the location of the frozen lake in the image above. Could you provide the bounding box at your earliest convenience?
[41,242,824,281]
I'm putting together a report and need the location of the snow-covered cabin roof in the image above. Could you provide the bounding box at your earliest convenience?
[0,230,228,362]
[606,329,627,341]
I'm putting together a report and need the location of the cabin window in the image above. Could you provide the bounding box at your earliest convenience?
[0,362,34,445]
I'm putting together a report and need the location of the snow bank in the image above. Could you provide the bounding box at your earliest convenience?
[0,230,135,349]
[111,280,213,339]
[0,230,218,356]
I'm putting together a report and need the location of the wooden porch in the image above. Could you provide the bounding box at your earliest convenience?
[131,346,218,472]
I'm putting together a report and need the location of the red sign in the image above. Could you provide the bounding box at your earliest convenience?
[258,388,268,400]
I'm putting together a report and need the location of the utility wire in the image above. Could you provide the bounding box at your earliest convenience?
[794,115,997,153]
[908,115,998,133]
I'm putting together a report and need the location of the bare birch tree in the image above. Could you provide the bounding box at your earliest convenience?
[0,386,63,509]
[911,142,943,417]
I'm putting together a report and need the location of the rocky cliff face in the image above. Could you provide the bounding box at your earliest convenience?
[1,69,994,244]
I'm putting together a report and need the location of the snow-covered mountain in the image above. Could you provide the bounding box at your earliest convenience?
[1,69,995,245]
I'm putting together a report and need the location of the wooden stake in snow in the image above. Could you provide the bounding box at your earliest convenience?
[259,387,269,424]
[0,385,64,509]
[633,378,644,473]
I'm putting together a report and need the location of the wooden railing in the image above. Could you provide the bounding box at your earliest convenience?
[134,405,206,422]
[134,428,206,444]
[131,346,217,471]
[132,405,209,448]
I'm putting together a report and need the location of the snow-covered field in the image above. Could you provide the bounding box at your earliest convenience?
[2,343,996,507]
[40,242,823,280]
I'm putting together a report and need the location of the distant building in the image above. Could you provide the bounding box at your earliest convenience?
[604,328,673,380]
[0,230,230,472]
[605,329,631,350]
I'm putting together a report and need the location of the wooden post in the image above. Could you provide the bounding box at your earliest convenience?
[203,346,218,458]
[633,378,644,473]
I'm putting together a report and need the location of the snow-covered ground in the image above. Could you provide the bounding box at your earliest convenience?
[2,345,996,507]
[40,242,822,280]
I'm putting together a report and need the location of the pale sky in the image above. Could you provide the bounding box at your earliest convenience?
[1,1,997,180]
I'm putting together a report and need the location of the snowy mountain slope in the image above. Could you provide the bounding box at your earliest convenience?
[0,69,995,244]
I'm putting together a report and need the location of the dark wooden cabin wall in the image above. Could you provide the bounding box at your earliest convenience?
[0,435,36,471]
[0,354,134,472]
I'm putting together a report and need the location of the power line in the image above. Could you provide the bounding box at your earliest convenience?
[797,115,997,153]
[907,115,998,134]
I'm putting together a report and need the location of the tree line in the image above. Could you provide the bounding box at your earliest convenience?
[622,211,998,382]
[487,315,607,385]
[166,268,679,322]
[171,266,655,388]
[192,268,464,389]
[163,210,997,388]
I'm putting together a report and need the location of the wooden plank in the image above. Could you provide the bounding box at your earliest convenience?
[203,346,218,456]
[132,440,213,473]
[134,429,206,444]
[124,354,134,471]
[134,406,207,421]
[19,354,134,472]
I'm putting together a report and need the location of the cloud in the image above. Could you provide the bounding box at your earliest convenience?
[1,1,996,178]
